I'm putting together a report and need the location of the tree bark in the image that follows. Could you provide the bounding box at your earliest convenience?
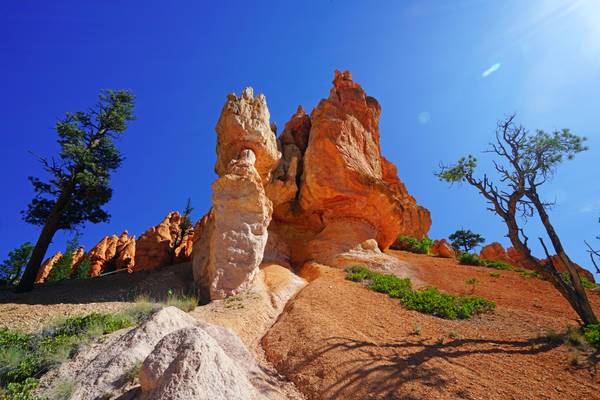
[528,191,598,325]
[16,183,73,293]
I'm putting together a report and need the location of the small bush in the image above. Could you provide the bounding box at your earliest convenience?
[345,266,495,320]
[0,377,38,400]
[125,296,162,322]
[489,272,501,278]
[391,236,434,255]
[458,253,481,266]
[584,323,600,349]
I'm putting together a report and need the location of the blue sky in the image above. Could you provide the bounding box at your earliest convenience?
[1,0,599,279]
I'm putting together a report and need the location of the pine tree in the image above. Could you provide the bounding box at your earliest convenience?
[17,90,135,292]
[0,243,34,286]
[448,229,485,253]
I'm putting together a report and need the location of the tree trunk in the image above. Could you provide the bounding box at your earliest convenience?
[529,192,598,325]
[15,210,61,292]
[16,183,73,293]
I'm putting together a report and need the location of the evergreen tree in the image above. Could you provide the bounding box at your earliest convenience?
[171,198,194,264]
[448,229,485,253]
[0,242,34,286]
[46,234,81,282]
[17,90,135,292]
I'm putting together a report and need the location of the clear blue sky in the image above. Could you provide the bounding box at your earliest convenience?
[1,1,599,279]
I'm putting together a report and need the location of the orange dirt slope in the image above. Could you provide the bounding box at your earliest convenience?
[262,251,600,400]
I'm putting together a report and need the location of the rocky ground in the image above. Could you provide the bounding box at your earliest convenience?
[262,251,600,400]
[2,252,600,399]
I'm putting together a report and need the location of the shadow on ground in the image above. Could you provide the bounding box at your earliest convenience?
[0,262,194,305]
[289,335,566,399]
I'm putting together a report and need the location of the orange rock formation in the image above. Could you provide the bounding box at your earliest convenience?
[193,70,432,300]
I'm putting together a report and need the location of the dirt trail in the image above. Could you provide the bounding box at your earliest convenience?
[262,253,600,400]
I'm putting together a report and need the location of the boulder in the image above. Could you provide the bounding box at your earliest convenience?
[38,306,288,400]
[138,326,261,400]
[482,243,596,283]
[480,242,513,264]
[431,239,456,258]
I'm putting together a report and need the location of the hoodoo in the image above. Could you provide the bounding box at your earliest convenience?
[193,70,431,300]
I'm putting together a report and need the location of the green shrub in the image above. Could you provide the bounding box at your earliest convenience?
[46,378,76,400]
[391,236,434,255]
[0,377,38,400]
[458,253,481,266]
[125,296,162,322]
[345,266,495,320]
[583,323,600,349]
[0,310,146,396]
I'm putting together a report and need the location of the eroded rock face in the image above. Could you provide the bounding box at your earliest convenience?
[134,211,193,271]
[480,242,513,264]
[193,149,272,301]
[215,87,281,181]
[35,252,63,283]
[298,70,431,251]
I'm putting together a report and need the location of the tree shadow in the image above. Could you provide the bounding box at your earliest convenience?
[0,262,194,305]
[287,335,566,399]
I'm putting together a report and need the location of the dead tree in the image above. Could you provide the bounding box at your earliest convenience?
[437,115,597,325]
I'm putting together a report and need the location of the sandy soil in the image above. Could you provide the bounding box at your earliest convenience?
[262,253,600,400]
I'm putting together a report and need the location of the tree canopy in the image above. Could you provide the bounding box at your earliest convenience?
[22,90,135,230]
[448,229,485,253]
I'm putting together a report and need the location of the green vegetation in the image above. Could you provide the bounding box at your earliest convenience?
[560,272,596,290]
[0,293,195,400]
[0,243,33,287]
[436,115,597,325]
[18,90,136,292]
[46,236,81,283]
[73,257,91,280]
[448,229,485,253]
[391,235,434,255]
[489,272,501,278]
[583,323,600,349]
[0,312,139,400]
[345,266,495,320]
[458,253,541,278]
